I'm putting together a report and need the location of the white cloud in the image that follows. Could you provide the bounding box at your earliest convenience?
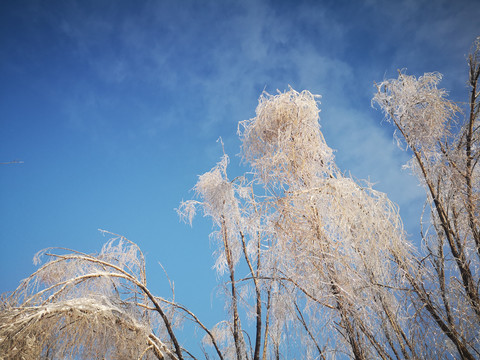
[30,0,470,236]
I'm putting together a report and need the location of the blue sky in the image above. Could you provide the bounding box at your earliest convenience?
[1,0,479,354]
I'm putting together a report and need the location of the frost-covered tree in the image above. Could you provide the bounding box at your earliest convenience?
[0,231,187,359]
[179,87,421,360]
[2,38,479,360]
[372,37,480,359]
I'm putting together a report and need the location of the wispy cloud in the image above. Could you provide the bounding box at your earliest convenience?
[4,0,474,234]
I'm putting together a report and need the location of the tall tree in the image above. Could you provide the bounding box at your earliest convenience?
[372,37,480,359]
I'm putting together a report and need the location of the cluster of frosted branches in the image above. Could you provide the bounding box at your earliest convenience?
[238,88,335,188]
[0,297,155,359]
[373,71,458,155]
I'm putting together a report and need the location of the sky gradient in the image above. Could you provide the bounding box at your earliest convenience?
[1,0,479,354]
